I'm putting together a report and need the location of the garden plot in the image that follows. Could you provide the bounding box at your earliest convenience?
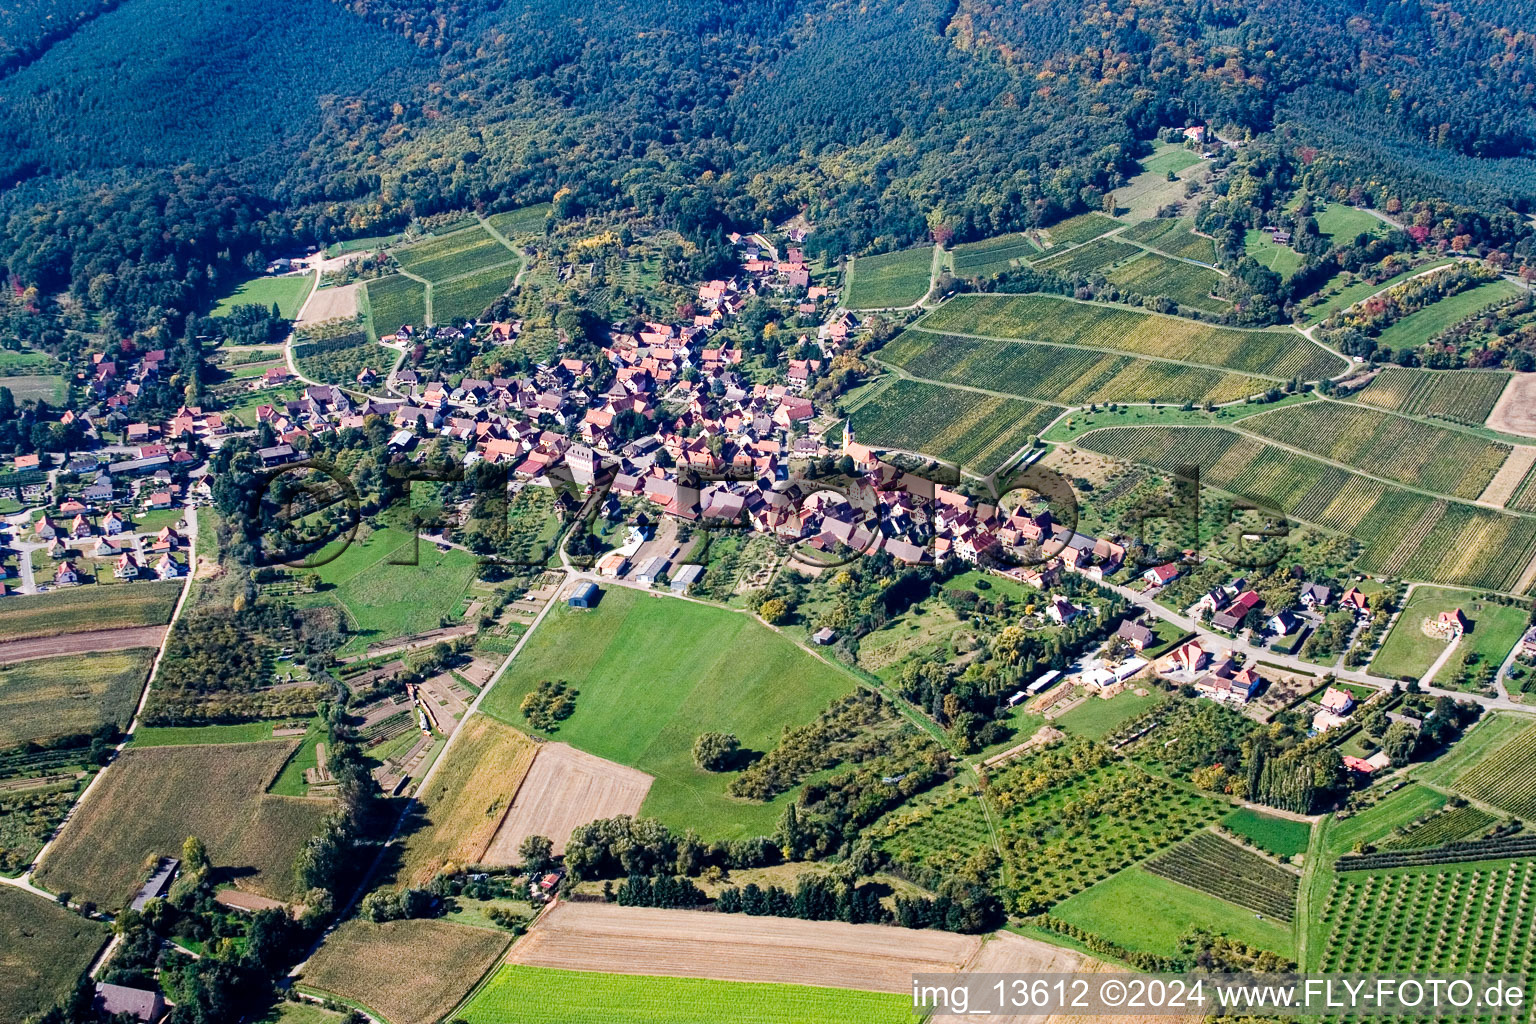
[482,741,651,858]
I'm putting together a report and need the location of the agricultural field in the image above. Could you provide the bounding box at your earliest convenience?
[486,203,551,238]
[389,715,537,887]
[1375,280,1524,351]
[290,525,481,655]
[0,888,107,1024]
[1444,719,1536,817]
[1143,831,1299,920]
[292,321,390,386]
[35,740,331,909]
[480,585,858,838]
[1119,218,1217,263]
[482,742,651,859]
[298,917,511,1024]
[325,233,400,257]
[950,232,1039,278]
[1054,689,1165,741]
[462,965,922,1024]
[1370,587,1523,681]
[1053,864,1294,958]
[391,226,515,283]
[844,246,933,309]
[0,647,154,748]
[1300,259,1455,325]
[1032,237,1142,277]
[1113,143,1207,221]
[1105,252,1229,313]
[212,272,313,319]
[848,378,1059,474]
[1381,804,1500,849]
[915,294,1345,380]
[1312,202,1387,242]
[1313,860,1536,994]
[1240,401,1509,499]
[1072,425,1536,592]
[1351,367,1511,428]
[1244,229,1305,279]
[1041,212,1119,248]
[0,581,180,642]
[363,274,428,337]
[431,263,517,324]
[878,330,1272,405]
[1222,807,1311,859]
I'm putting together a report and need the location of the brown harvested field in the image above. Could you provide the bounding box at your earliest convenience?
[35,740,333,909]
[1487,373,1536,437]
[507,901,983,993]
[0,625,165,665]
[1481,445,1536,505]
[457,655,498,687]
[299,282,358,324]
[964,932,1089,1024]
[299,918,510,1024]
[391,715,537,887]
[214,889,293,914]
[482,742,651,859]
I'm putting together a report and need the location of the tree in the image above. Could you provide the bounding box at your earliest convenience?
[692,732,740,771]
[182,835,209,874]
[759,598,789,624]
[519,835,555,877]
[1382,721,1420,766]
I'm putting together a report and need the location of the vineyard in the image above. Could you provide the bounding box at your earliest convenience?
[1447,722,1536,817]
[1032,237,1142,277]
[1351,367,1510,427]
[1381,805,1500,850]
[293,320,389,385]
[1105,252,1229,314]
[392,225,516,283]
[915,294,1345,380]
[849,378,1058,474]
[433,264,517,324]
[1316,860,1536,994]
[486,203,551,238]
[1119,218,1219,263]
[1336,833,1536,871]
[1144,831,1299,921]
[1241,401,1510,499]
[879,330,1271,405]
[364,274,427,337]
[1072,425,1536,591]
[951,232,1039,278]
[844,246,933,309]
[1042,212,1119,248]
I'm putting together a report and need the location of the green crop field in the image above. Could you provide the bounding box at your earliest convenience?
[1300,259,1456,325]
[1072,425,1536,591]
[1241,401,1509,499]
[844,247,933,309]
[364,274,429,337]
[916,294,1345,380]
[1417,713,1530,790]
[1105,252,1229,313]
[481,586,859,838]
[0,582,180,642]
[0,887,107,1024]
[1120,218,1217,263]
[486,202,551,238]
[1222,807,1311,858]
[392,226,516,283]
[0,648,155,748]
[876,330,1272,405]
[36,740,333,909]
[1445,720,1536,817]
[131,721,280,747]
[849,378,1058,474]
[462,965,920,1024]
[1244,229,1305,279]
[1324,786,1449,858]
[1054,864,1294,958]
[1042,212,1119,248]
[212,272,314,319]
[431,263,516,324]
[1376,280,1523,350]
[291,525,481,655]
[1351,367,1510,428]
[325,233,399,257]
[951,232,1039,278]
[1144,831,1300,921]
[1032,237,1141,277]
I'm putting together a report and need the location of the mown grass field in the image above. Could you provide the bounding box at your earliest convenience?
[1442,719,1536,817]
[950,232,1038,278]
[0,887,107,1024]
[1042,212,1119,247]
[1222,807,1311,858]
[481,586,858,838]
[844,247,932,309]
[0,648,154,748]
[462,965,921,1024]
[392,226,516,284]
[1244,230,1305,279]
[131,721,278,747]
[212,273,313,319]
[1106,251,1229,313]
[1351,366,1510,428]
[36,740,331,909]
[1072,425,1536,591]
[431,264,516,324]
[879,329,1271,405]
[486,203,551,238]
[364,274,428,337]
[1370,586,1518,680]
[0,582,180,642]
[916,293,1344,380]
[389,715,536,887]
[299,918,511,1024]
[1301,259,1455,325]
[291,525,480,655]
[1241,401,1509,499]
[1313,203,1386,242]
[1140,145,1201,177]
[1054,689,1165,741]
[1375,280,1523,350]
[849,378,1058,474]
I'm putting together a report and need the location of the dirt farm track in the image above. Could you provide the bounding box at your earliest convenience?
[0,625,166,665]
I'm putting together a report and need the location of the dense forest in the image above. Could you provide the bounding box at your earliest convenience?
[0,0,1535,332]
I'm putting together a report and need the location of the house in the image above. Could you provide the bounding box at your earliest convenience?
[34,515,56,540]
[1196,659,1264,703]
[1437,608,1469,637]
[70,513,94,539]
[148,491,173,510]
[115,552,141,579]
[1520,626,1536,659]
[1342,755,1376,775]
[102,511,125,535]
[54,560,80,586]
[1319,686,1356,714]
[94,983,167,1023]
[257,443,298,468]
[596,552,629,577]
[567,582,599,608]
[1116,620,1155,651]
[670,564,703,594]
[813,627,837,645]
[1211,590,1261,632]
[155,554,182,579]
[1159,639,1210,675]
[1340,587,1371,614]
[1046,597,1080,624]
[1298,582,1331,609]
[1268,609,1299,636]
[1143,563,1181,587]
